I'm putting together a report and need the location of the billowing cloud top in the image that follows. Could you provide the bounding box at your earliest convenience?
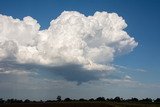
[0,11,138,71]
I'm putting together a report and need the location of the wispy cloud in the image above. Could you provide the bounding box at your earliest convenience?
[114,64,147,73]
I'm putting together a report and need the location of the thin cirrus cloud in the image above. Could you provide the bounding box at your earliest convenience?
[0,11,138,72]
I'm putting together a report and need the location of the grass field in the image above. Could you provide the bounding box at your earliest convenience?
[0,102,160,107]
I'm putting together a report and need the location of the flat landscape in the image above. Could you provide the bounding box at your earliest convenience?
[0,102,160,107]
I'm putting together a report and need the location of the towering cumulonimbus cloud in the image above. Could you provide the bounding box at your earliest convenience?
[0,11,138,71]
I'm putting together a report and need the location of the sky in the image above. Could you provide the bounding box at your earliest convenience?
[0,0,160,100]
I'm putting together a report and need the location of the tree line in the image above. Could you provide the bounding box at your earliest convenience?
[0,96,160,104]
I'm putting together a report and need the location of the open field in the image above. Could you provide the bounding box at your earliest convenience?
[0,102,160,107]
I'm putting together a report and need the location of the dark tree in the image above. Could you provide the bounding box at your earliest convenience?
[24,99,31,103]
[96,97,106,101]
[57,96,61,102]
[6,99,14,104]
[126,98,139,102]
[89,98,95,101]
[64,98,72,102]
[79,98,87,101]
[154,98,160,103]
[0,98,5,104]
[114,96,123,102]
[131,98,139,102]
[106,98,114,102]
[140,98,152,103]
[45,100,55,103]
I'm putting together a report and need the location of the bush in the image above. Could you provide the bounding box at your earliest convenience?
[154,98,160,103]
[64,98,72,102]
[96,97,106,101]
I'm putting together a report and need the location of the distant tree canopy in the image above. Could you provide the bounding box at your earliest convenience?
[96,97,105,101]
[64,98,72,102]
[154,98,160,103]
[57,96,62,102]
[88,98,94,101]
[126,98,139,102]
[114,97,123,102]
[0,96,160,104]
[24,99,31,103]
[140,98,153,103]
[79,98,87,101]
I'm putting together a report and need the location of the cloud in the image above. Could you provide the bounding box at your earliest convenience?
[0,60,127,84]
[124,75,132,80]
[0,60,105,84]
[0,69,33,75]
[136,68,146,72]
[0,11,138,71]
[114,64,147,73]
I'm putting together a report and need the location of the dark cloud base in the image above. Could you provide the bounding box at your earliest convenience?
[0,60,104,84]
[0,59,127,85]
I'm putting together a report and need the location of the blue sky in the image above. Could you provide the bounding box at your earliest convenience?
[0,0,160,100]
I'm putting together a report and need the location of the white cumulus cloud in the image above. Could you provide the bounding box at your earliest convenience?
[0,11,138,71]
